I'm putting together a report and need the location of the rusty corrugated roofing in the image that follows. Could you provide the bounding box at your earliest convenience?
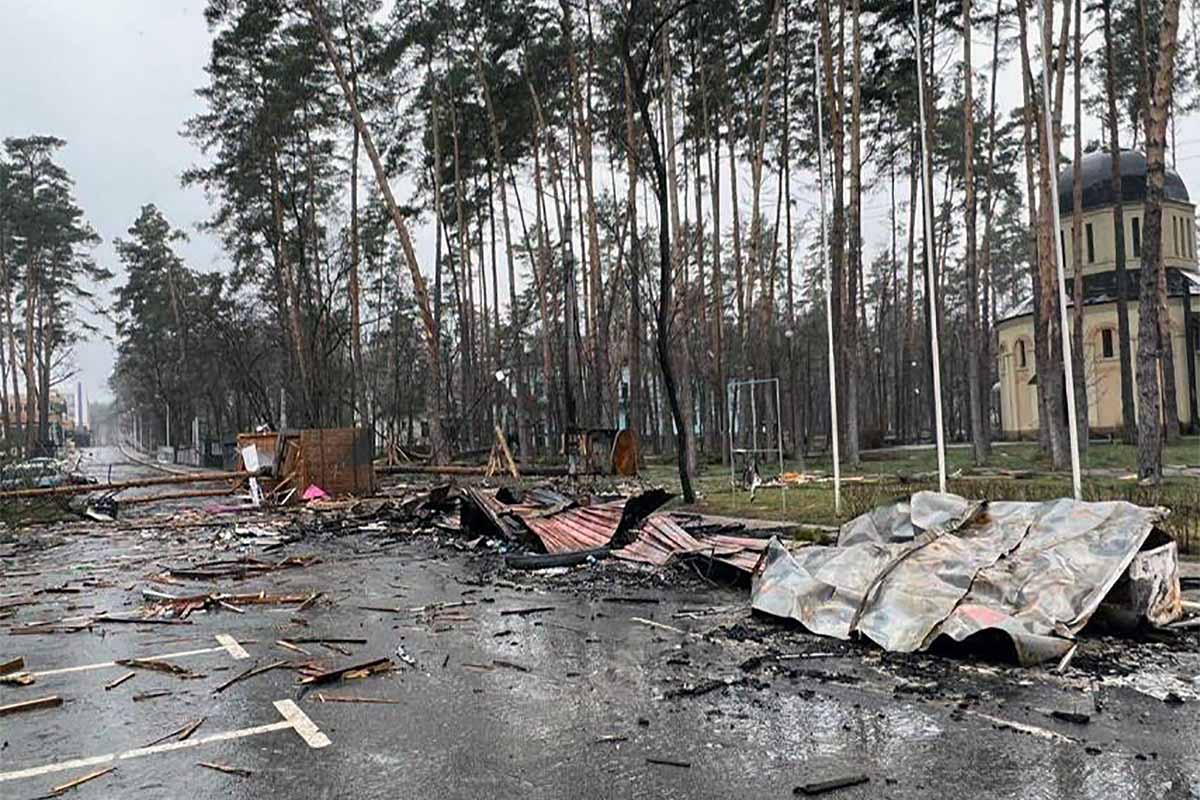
[460,486,672,554]
[613,515,778,573]
[526,502,628,553]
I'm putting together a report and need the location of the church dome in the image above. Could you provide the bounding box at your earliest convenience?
[1057,149,1190,214]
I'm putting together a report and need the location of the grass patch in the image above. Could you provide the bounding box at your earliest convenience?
[641,436,1200,552]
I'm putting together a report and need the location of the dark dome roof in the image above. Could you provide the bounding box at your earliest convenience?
[1058,150,1189,214]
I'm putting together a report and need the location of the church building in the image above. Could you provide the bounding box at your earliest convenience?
[995,150,1200,437]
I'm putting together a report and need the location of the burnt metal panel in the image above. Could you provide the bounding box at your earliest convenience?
[751,492,1181,666]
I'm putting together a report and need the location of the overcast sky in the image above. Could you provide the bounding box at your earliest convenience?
[4,2,1200,408]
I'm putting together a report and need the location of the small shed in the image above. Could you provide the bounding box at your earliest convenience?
[236,427,375,503]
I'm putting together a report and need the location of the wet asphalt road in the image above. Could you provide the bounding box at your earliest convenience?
[2,449,1200,799]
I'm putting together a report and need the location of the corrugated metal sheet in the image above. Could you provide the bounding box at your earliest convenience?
[752,491,1182,666]
[526,502,628,553]
[460,487,671,554]
[612,514,707,565]
[613,515,778,573]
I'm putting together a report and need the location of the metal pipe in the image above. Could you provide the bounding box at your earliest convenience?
[912,0,949,494]
[814,39,842,514]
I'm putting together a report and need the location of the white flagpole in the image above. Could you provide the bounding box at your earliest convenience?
[1034,0,1083,501]
[814,40,842,515]
[912,0,948,494]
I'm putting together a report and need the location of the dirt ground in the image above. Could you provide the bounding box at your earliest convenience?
[2,448,1199,799]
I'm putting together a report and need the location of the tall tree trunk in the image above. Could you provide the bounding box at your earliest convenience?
[1026,0,1073,465]
[622,1,696,503]
[0,232,11,443]
[1135,0,1184,480]
[451,109,476,451]
[726,97,745,342]
[562,1,609,425]
[476,48,530,458]
[661,28,696,476]
[845,0,862,464]
[268,145,316,427]
[1103,1,1137,443]
[904,136,918,441]
[624,66,642,448]
[1070,0,1089,452]
[343,15,366,433]
[964,0,988,464]
[978,0,1003,450]
[702,65,728,465]
[1017,0,1053,451]
[528,88,560,452]
[744,0,784,328]
[306,0,447,463]
[22,256,37,451]
[817,0,845,459]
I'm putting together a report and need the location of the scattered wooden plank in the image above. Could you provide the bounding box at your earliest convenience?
[115,658,194,676]
[498,606,555,617]
[96,615,193,625]
[313,693,401,704]
[0,695,63,717]
[0,672,34,686]
[0,655,24,675]
[492,659,530,673]
[357,605,403,613]
[50,766,115,794]
[630,617,694,637]
[296,592,323,612]
[646,757,691,768]
[143,720,193,748]
[178,716,206,741]
[276,640,311,656]
[298,657,392,685]
[290,637,367,645]
[105,670,138,691]
[793,774,870,795]
[131,690,173,702]
[213,660,290,694]
[197,761,252,778]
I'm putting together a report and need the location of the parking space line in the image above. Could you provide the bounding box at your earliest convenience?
[273,699,331,748]
[215,633,250,659]
[0,698,331,783]
[29,634,250,677]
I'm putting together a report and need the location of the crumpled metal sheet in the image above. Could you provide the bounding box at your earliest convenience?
[612,515,779,573]
[461,486,672,554]
[751,492,1179,666]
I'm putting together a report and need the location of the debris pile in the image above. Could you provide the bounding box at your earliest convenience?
[460,484,802,575]
[751,491,1184,665]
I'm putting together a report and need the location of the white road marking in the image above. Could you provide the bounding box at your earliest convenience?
[215,633,251,660]
[0,699,331,783]
[29,635,249,677]
[273,699,331,748]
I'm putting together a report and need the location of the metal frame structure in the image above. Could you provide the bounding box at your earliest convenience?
[726,377,786,507]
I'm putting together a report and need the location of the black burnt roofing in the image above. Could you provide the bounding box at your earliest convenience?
[1058,150,1190,214]
[997,267,1200,323]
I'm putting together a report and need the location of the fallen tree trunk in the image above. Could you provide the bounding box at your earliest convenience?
[375,463,575,477]
[0,470,261,500]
